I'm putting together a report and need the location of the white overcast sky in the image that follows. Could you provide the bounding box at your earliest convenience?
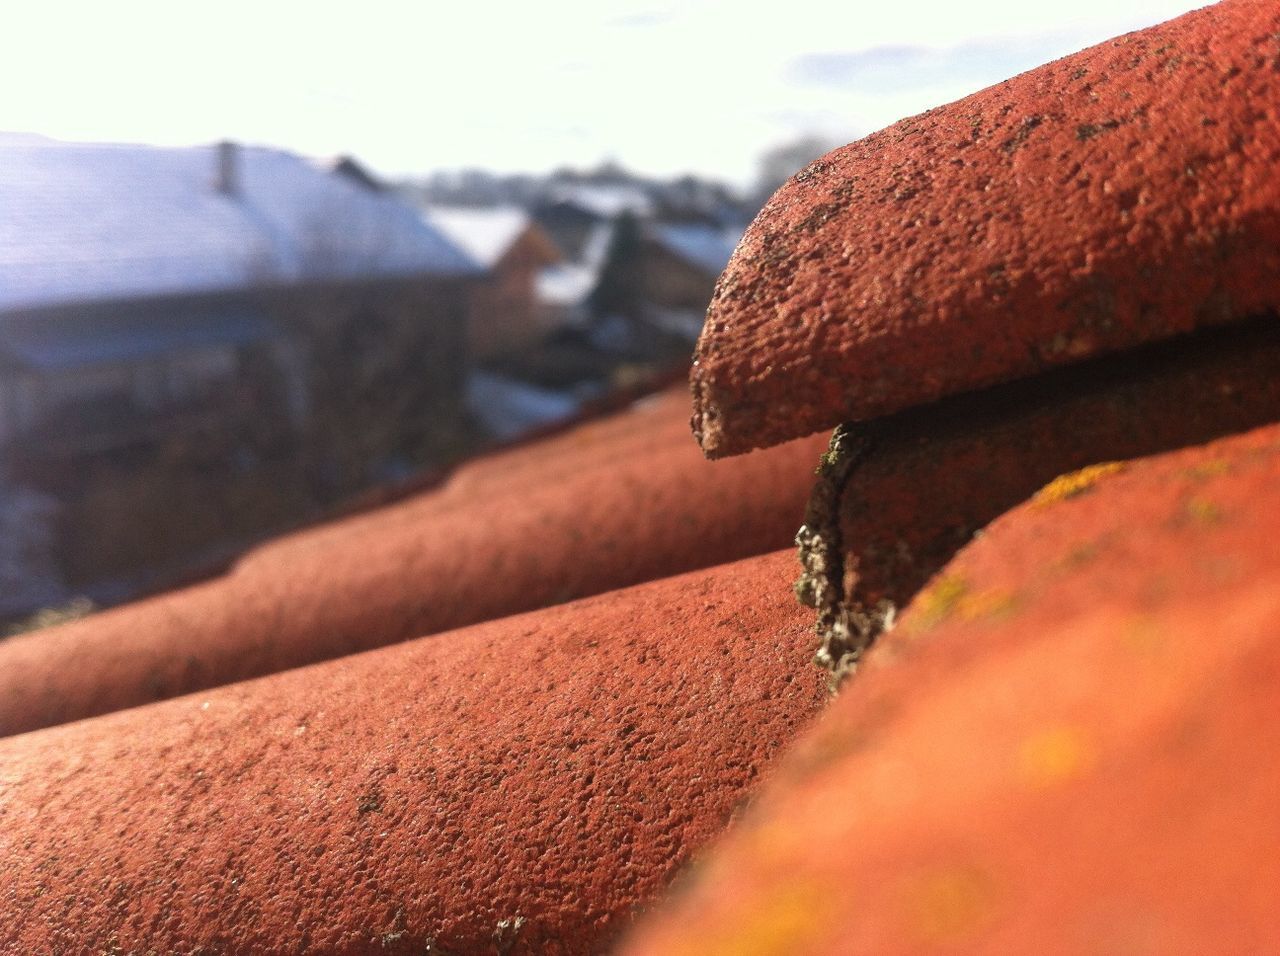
[1,0,1207,187]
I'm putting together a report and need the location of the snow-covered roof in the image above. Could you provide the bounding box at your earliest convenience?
[537,263,598,308]
[548,183,653,220]
[0,135,479,313]
[535,223,615,310]
[579,222,615,269]
[425,206,533,269]
[648,223,742,278]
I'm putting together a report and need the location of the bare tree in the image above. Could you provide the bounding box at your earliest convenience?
[754,135,844,207]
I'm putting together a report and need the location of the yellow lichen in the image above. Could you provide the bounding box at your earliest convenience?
[1018,725,1097,788]
[664,882,833,956]
[955,587,1020,622]
[1183,458,1231,481]
[1033,461,1125,507]
[1121,614,1167,655]
[907,574,970,631]
[901,864,998,944]
[905,575,1019,634]
[1183,496,1224,525]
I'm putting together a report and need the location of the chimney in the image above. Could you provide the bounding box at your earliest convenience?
[214,140,239,196]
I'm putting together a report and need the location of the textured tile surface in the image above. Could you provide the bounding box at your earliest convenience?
[0,551,826,955]
[834,318,1280,618]
[693,0,1280,456]
[621,423,1280,955]
[0,388,825,736]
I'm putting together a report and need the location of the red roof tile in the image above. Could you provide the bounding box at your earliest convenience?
[0,550,827,954]
[0,388,826,736]
[693,0,1280,457]
[7,5,1279,950]
[813,318,1280,671]
[620,422,1280,954]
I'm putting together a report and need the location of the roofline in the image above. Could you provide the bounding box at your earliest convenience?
[491,221,565,271]
[0,269,483,323]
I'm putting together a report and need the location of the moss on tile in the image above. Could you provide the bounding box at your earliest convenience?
[794,423,891,685]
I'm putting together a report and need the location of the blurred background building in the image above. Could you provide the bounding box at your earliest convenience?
[0,135,760,626]
[0,0,1201,627]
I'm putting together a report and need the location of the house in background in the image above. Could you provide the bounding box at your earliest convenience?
[0,134,481,610]
[411,165,751,359]
[535,220,615,332]
[531,181,654,262]
[641,222,742,340]
[405,165,751,458]
[425,206,564,360]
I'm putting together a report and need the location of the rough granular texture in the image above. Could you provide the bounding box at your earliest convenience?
[693,0,1280,457]
[619,423,1280,955]
[0,387,825,737]
[0,550,827,955]
[812,316,1280,673]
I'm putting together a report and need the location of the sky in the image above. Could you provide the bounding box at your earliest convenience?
[1,0,1208,188]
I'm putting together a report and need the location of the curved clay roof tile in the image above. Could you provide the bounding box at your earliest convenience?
[692,0,1280,457]
[0,551,827,955]
[0,388,826,737]
[622,421,1280,955]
